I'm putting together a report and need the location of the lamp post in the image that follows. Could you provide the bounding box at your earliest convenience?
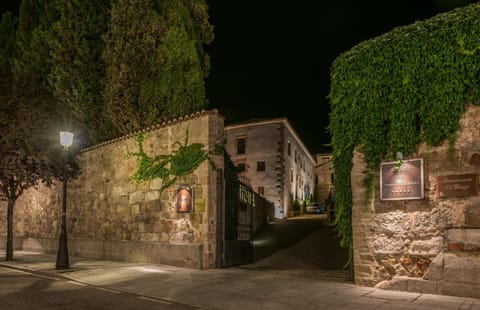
[56,131,73,269]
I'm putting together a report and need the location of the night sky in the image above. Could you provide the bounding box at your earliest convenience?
[1,1,478,154]
[205,0,478,154]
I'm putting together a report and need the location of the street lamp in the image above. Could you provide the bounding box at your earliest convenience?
[56,131,73,269]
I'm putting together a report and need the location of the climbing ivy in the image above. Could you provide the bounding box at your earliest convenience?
[129,131,211,191]
[328,3,480,249]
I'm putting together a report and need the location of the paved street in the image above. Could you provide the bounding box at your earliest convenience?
[0,266,198,310]
[1,251,479,309]
[249,215,349,273]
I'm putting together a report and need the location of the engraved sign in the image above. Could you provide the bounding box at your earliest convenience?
[380,158,424,200]
[436,173,479,198]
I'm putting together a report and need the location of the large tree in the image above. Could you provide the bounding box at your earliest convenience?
[0,11,77,261]
[103,0,213,134]
[47,0,115,144]
[13,0,50,82]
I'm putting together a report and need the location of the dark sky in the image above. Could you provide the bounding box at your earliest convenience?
[205,0,477,154]
[1,1,477,154]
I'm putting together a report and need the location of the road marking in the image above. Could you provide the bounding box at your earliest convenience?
[139,296,173,305]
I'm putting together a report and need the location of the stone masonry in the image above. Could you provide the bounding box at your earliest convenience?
[352,104,480,298]
[0,110,225,269]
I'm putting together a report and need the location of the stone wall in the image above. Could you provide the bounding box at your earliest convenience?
[0,110,225,269]
[352,104,480,298]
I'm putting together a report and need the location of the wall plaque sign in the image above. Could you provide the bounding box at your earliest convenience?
[436,173,479,198]
[176,185,193,212]
[380,158,424,201]
[195,198,205,212]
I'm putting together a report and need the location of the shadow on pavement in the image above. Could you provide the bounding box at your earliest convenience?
[243,214,351,281]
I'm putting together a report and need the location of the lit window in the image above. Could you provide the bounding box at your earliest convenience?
[258,187,264,196]
[257,161,266,171]
[236,137,246,155]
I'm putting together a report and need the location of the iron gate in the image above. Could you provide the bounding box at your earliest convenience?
[218,165,255,267]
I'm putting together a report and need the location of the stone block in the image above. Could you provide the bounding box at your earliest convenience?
[161,232,169,242]
[424,253,480,285]
[448,228,480,250]
[355,264,373,274]
[465,205,480,227]
[149,178,162,191]
[359,253,375,263]
[140,233,160,242]
[375,212,410,237]
[119,196,129,205]
[111,185,125,197]
[145,191,160,202]
[116,204,130,217]
[408,237,444,256]
[374,236,404,255]
[411,211,441,238]
[130,204,140,215]
[129,191,144,204]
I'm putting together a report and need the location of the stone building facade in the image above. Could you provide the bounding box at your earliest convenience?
[352,104,480,298]
[315,153,334,205]
[224,118,316,219]
[0,111,225,269]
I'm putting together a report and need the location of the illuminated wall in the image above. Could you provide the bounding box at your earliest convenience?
[0,111,224,269]
[224,118,316,219]
[352,104,480,298]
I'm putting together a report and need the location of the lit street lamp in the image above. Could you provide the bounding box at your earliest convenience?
[56,131,74,269]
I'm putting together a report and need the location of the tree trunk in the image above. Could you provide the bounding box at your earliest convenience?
[6,198,14,261]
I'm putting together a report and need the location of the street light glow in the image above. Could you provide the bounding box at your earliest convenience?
[59,131,74,149]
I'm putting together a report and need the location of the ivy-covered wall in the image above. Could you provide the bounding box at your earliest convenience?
[351,105,480,298]
[0,110,225,269]
[328,2,480,249]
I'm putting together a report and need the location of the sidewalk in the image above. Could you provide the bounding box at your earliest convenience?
[1,251,479,310]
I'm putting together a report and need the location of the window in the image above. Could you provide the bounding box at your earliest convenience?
[258,187,264,196]
[237,163,246,172]
[290,169,293,183]
[287,142,291,156]
[236,137,246,155]
[257,161,266,171]
[294,149,297,162]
